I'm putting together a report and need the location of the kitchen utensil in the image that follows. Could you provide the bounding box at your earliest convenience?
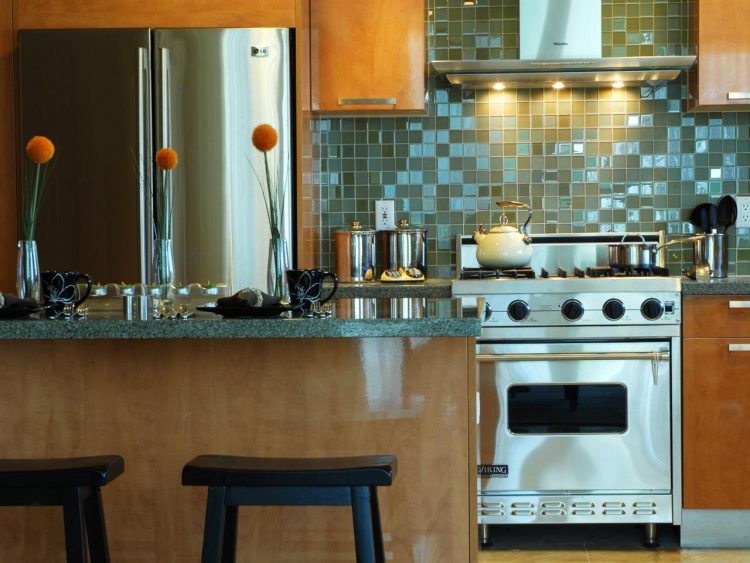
[473,201,533,269]
[689,203,715,232]
[717,195,738,228]
[378,219,428,279]
[694,232,728,278]
[334,221,376,282]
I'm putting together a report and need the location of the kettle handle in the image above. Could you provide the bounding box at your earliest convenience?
[496,201,533,237]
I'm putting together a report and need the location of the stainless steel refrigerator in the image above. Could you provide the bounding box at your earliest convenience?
[19,28,294,292]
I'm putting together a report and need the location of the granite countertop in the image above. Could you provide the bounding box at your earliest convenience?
[681,276,750,295]
[0,298,481,340]
[332,278,453,299]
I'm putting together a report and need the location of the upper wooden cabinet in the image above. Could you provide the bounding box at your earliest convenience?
[688,0,750,111]
[310,0,425,113]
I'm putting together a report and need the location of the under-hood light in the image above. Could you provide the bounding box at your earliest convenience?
[492,82,505,91]
[612,80,625,89]
[432,56,696,90]
[552,81,565,90]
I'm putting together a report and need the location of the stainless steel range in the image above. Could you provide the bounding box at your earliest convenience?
[452,232,682,547]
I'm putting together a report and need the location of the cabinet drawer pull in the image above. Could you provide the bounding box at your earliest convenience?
[728,92,750,100]
[338,97,397,106]
[728,344,750,352]
[729,301,750,309]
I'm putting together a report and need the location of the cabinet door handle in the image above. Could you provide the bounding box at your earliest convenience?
[728,344,750,352]
[338,97,397,106]
[729,301,750,309]
[728,92,750,100]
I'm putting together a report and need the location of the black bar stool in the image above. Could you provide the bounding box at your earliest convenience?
[0,455,124,563]
[182,454,396,563]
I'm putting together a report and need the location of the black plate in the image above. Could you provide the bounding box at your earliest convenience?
[0,307,42,320]
[196,304,298,318]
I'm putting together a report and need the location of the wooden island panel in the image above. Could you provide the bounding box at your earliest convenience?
[0,336,476,562]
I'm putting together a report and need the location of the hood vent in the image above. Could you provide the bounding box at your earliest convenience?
[431,0,695,90]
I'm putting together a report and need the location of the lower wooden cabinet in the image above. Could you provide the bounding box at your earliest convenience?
[683,297,750,508]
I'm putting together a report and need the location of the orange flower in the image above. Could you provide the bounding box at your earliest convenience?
[252,124,278,152]
[155,147,178,170]
[25,136,55,164]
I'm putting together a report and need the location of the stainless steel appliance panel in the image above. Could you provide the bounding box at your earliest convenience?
[477,340,671,493]
[153,28,293,291]
[20,29,151,283]
[520,0,602,60]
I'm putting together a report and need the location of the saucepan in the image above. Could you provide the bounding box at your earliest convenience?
[609,233,705,270]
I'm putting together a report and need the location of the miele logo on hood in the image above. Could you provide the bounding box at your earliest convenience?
[520,0,602,60]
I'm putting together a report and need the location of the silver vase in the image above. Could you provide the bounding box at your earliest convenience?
[152,239,175,290]
[16,240,41,303]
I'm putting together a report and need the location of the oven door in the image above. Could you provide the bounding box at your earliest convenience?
[477,340,671,494]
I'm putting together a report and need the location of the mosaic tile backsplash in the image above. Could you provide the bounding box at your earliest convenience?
[312,0,750,277]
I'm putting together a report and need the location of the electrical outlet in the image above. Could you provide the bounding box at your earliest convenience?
[736,195,750,229]
[375,200,395,231]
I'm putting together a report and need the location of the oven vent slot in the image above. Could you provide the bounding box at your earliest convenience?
[603,509,627,516]
[634,508,657,516]
[572,509,595,516]
[541,509,566,516]
[511,509,536,516]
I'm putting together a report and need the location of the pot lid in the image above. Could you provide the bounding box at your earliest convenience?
[394,219,427,233]
[335,220,375,234]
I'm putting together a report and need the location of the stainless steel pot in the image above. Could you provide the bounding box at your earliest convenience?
[378,219,427,278]
[334,221,376,282]
[609,233,705,270]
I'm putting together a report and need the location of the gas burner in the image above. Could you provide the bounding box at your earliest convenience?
[461,267,536,280]
[586,266,671,278]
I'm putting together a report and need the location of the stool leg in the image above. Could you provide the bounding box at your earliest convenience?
[83,487,111,563]
[369,486,385,563]
[221,505,238,563]
[201,486,228,563]
[62,487,87,563]
[350,486,376,563]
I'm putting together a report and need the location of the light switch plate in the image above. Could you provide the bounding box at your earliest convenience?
[736,195,750,228]
[375,200,395,231]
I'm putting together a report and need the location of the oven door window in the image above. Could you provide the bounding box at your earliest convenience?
[507,384,627,434]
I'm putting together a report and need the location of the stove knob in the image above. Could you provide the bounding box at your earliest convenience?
[641,298,664,321]
[603,298,625,321]
[507,300,530,322]
[561,299,584,321]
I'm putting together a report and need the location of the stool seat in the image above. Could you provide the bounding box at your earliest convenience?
[183,454,397,562]
[0,455,124,488]
[182,454,396,488]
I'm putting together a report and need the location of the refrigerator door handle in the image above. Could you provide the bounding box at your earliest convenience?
[137,46,151,283]
[157,47,171,148]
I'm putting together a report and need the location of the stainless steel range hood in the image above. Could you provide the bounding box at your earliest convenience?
[431,0,695,90]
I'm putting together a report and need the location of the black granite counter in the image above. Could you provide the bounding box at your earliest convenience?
[332,278,453,299]
[0,298,481,340]
[681,276,750,295]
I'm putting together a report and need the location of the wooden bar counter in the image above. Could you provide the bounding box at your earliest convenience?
[0,298,479,562]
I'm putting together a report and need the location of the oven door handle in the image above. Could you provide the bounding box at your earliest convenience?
[476,351,670,385]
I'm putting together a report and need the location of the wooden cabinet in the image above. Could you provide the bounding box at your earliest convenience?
[310,0,425,113]
[688,0,750,111]
[683,295,750,508]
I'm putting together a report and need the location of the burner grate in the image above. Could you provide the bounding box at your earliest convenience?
[461,267,536,280]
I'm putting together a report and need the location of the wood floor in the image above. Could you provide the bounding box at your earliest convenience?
[477,525,750,562]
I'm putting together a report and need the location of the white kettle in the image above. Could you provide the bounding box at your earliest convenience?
[473,201,533,269]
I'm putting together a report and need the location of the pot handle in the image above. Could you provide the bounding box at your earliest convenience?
[656,233,705,251]
[620,233,646,244]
